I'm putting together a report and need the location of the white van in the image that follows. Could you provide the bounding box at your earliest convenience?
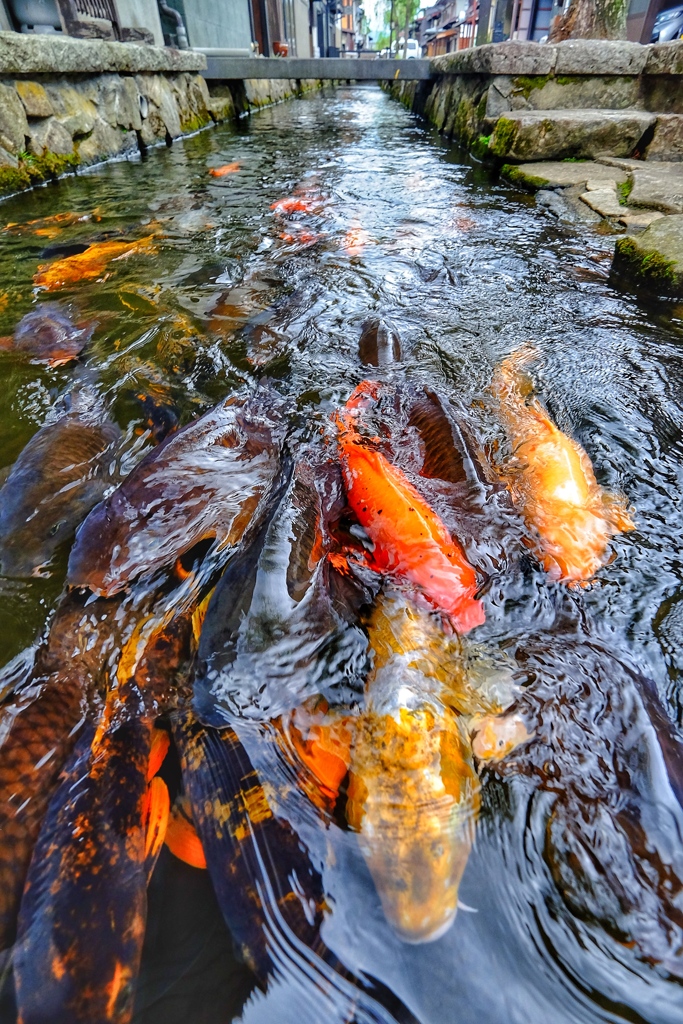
[404,38,421,58]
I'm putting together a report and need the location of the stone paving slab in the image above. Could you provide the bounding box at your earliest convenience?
[503,160,629,188]
[629,163,683,214]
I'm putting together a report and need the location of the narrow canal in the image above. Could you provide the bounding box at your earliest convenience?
[1,83,683,1024]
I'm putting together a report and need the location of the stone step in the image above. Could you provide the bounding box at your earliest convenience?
[488,109,676,163]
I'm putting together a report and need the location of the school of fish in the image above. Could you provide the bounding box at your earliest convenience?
[0,186,674,1024]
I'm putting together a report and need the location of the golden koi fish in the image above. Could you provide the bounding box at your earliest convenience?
[491,345,634,583]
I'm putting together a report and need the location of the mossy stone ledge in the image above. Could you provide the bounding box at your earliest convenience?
[611,215,683,298]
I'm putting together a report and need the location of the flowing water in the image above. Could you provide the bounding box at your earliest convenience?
[1,83,683,1024]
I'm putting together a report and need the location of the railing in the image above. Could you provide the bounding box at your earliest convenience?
[74,0,118,22]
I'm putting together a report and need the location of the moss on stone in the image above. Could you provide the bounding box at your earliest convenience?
[476,91,488,119]
[490,117,519,158]
[617,178,633,205]
[512,75,548,98]
[471,134,491,160]
[501,164,550,190]
[0,149,79,197]
[614,236,676,285]
[179,112,211,133]
[453,97,476,145]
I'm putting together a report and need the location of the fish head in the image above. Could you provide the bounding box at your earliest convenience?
[347,699,479,944]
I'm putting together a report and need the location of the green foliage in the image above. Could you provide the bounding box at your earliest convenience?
[0,149,79,197]
[471,134,491,160]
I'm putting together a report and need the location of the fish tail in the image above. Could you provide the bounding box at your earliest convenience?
[491,343,539,404]
[143,775,170,870]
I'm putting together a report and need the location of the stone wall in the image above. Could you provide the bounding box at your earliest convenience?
[387,39,683,164]
[0,32,323,199]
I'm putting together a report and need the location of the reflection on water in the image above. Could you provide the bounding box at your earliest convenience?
[0,83,682,1023]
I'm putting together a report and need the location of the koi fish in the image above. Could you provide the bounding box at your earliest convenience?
[208,162,240,178]
[0,590,129,951]
[358,317,402,367]
[67,386,288,597]
[34,236,157,291]
[279,227,318,246]
[14,717,169,1024]
[346,593,481,943]
[173,710,421,1023]
[164,796,207,870]
[6,211,94,237]
[491,345,634,582]
[270,196,318,216]
[0,400,121,577]
[1,303,95,365]
[335,381,485,632]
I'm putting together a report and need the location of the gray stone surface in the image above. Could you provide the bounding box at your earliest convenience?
[0,31,205,74]
[434,41,556,76]
[0,81,28,154]
[0,145,17,167]
[618,210,665,229]
[203,55,430,81]
[15,80,53,118]
[492,109,655,161]
[76,118,137,164]
[644,40,683,76]
[629,162,683,214]
[646,114,683,161]
[511,160,628,187]
[579,188,623,217]
[554,40,648,77]
[27,116,74,157]
[99,76,142,131]
[612,214,683,296]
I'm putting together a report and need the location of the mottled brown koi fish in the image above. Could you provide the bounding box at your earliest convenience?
[68,387,289,597]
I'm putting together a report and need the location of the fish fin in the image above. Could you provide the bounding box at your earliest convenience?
[147,727,170,781]
[164,801,207,870]
[143,776,170,872]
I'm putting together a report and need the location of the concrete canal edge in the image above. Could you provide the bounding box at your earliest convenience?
[385,39,683,300]
[0,32,324,201]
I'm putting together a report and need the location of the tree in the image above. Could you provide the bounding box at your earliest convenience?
[548,0,630,41]
[377,0,420,54]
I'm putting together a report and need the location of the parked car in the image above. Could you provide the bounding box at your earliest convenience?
[404,38,421,58]
[651,3,683,41]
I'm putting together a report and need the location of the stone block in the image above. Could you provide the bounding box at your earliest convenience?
[618,210,665,229]
[206,88,235,122]
[645,115,683,161]
[629,162,683,214]
[135,74,181,139]
[76,117,137,164]
[645,40,683,76]
[15,80,53,118]
[98,74,142,131]
[579,188,622,217]
[491,109,656,162]
[519,75,640,112]
[28,117,74,157]
[611,213,683,297]
[503,159,628,189]
[0,31,206,75]
[46,84,97,137]
[0,145,17,167]
[0,81,28,154]
[554,40,649,76]
[433,42,557,77]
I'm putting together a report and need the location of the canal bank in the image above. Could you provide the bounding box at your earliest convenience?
[386,40,683,299]
[0,32,323,200]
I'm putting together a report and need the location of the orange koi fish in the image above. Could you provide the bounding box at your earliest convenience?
[279,227,318,246]
[335,382,485,632]
[164,796,207,870]
[271,196,318,216]
[491,346,634,582]
[34,236,157,291]
[208,162,240,178]
[5,211,94,238]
